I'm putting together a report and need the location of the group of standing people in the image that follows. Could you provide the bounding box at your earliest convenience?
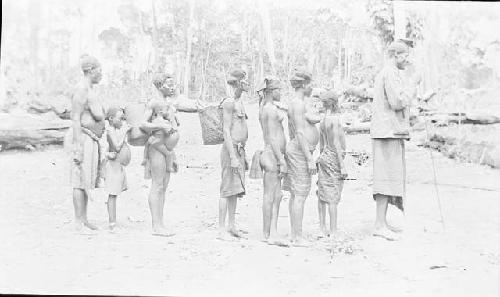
[70,39,419,245]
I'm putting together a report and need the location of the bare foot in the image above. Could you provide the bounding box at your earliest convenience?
[330,230,340,239]
[216,230,234,241]
[267,236,290,247]
[152,227,175,237]
[228,228,245,239]
[317,228,331,239]
[373,227,398,241]
[291,237,311,247]
[73,221,97,235]
[238,228,249,235]
[83,221,98,230]
[387,224,403,233]
[109,223,116,231]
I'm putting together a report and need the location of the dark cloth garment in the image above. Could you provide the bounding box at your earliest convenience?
[282,138,315,197]
[220,143,247,198]
[316,146,344,204]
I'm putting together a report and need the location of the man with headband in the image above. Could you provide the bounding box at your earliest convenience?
[70,54,105,232]
[371,40,421,240]
[251,76,288,246]
[283,70,321,246]
[139,72,198,237]
[217,69,249,240]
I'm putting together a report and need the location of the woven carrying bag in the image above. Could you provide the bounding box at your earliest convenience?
[198,98,227,145]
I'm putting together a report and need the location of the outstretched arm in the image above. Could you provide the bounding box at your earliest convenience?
[174,96,199,113]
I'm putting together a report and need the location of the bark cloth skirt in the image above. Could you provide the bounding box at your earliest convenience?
[372,138,406,212]
[71,128,102,194]
[282,138,316,197]
[316,145,343,205]
[220,143,247,198]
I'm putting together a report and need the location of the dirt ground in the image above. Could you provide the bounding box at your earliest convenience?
[0,104,499,297]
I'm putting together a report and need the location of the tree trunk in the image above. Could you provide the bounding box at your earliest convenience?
[201,42,211,100]
[336,33,342,88]
[257,0,276,75]
[283,16,290,74]
[28,1,41,89]
[183,0,195,95]
[151,0,160,70]
[393,0,407,40]
[307,42,315,75]
[241,10,247,55]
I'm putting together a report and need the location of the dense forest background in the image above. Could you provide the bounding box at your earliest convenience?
[1,0,500,113]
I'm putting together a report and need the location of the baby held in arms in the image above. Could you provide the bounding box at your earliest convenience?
[143,101,180,173]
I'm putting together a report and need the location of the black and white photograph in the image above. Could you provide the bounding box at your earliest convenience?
[0,0,499,296]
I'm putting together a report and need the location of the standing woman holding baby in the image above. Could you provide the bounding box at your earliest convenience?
[138,73,198,237]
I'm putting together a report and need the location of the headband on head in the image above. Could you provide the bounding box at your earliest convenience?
[262,76,281,91]
[227,69,247,84]
[152,73,174,88]
[290,70,312,85]
[80,54,100,72]
[106,106,123,120]
[387,41,409,54]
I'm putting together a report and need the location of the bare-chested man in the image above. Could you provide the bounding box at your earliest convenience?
[217,69,249,240]
[139,73,198,236]
[283,70,321,246]
[70,54,105,231]
[252,76,289,246]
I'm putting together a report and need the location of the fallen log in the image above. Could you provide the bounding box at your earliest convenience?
[465,112,500,124]
[419,126,500,169]
[0,113,71,150]
[343,85,374,100]
[424,111,500,126]
[344,122,371,135]
[27,95,72,119]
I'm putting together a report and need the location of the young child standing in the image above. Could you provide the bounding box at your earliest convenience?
[105,107,131,230]
[316,91,348,237]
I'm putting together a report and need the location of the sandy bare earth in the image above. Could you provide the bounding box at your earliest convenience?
[0,104,499,297]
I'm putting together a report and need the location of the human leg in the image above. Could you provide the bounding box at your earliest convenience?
[148,149,172,236]
[227,195,242,238]
[373,194,397,240]
[318,200,328,237]
[328,202,338,235]
[290,194,308,243]
[262,172,274,239]
[73,188,85,224]
[270,180,282,238]
[288,192,295,237]
[107,194,117,228]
